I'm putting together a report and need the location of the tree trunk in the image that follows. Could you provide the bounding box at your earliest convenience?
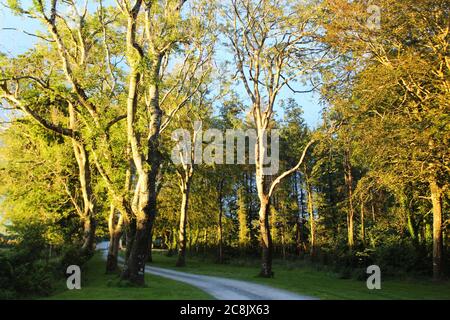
[295,219,304,255]
[371,202,375,222]
[347,208,354,249]
[430,178,443,281]
[121,7,163,284]
[172,227,178,252]
[344,149,354,250]
[294,172,305,255]
[255,125,273,278]
[124,217,136,264]
[147,228,153,263]
[106,205,123,273]
[281,226,286,260]
[203,228,208,253]
[122,55,162,284]
[258,197,273,277]
[401,193,417,243]
[217,191,224,264]
[81,215,96,255]
[360,198,365,246]
[69,103,96,256]
[271,206,278,246]
[123,215,154,284]
[193,228,200,253]
[123,175,158,284]
[176,178,191,267]
[106,229,122,273]
[237,186,249,247]
[306,184,315,256]
[74,142,96,256]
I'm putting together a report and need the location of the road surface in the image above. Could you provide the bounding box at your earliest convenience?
[97,242,316,300]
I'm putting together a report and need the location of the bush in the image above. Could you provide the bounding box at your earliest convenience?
[12,259,56,296]
[0,249,58,298]
[0,241,89,299]
[314,237,431,280]
[59,245,91,273]
[0,252,16,299]
[374,242,429,276]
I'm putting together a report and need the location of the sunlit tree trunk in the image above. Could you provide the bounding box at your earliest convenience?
[106,204,124,273]
[121,30,162,284]
[217,180,224,264]
[176,176,191,267]
[69,104,96,255]
[399,192,417,242]
[237,186,250,248]
[306,183,315,256]
[294,172,305,255]
[258,196,273,277]
[203,228,208,254]
[122,75,161,282]
[430,178,443,281]
[172,228,178,252]
[344,148,354,250]
[360,196,365,246]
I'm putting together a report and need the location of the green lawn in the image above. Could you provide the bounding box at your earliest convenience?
[43,253,212,300]
[149,252,450,300]
[43,250,450,300]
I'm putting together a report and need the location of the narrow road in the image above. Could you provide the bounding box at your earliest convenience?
[97,242,316,300]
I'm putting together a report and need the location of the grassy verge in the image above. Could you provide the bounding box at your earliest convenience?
[149,251,450,300]
[43,253,212,300]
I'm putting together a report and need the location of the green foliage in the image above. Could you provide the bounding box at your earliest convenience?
[0,0,448,297]
[0,230,88,299]
[6,0,22,14]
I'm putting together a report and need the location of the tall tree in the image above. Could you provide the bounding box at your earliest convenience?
[223,0,326,277]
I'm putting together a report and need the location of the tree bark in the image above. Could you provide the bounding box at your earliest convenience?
[217,180,224,263]
[203,228,208,253]
[294,172,305,255]
[106,231,121,273]
[360,199,365,246]
[371,202,375,222]
[237,186,250,247]
[344,149,354,250]
[120,2,163,285]
[306,183,315,256]
[81,214,96,255]
[430,178,443,281]
[218,206,223,263]
[124,217,136,264]
[123,175,158,284]
[69,104,96,256]
[176,178,191,267]
[106,205,124,273]
[258,197,273,277]
[121,46,162,284]
[147,228,153,263]
[254,124,274,278]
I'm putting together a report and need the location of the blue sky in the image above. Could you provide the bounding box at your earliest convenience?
[0,2,324,127]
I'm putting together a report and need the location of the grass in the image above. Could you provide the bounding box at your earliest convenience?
[43,250,450,300]
[43,253,212,300]
[148,251,450,300]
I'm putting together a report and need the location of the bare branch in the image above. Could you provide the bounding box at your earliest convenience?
[268,139,315,198]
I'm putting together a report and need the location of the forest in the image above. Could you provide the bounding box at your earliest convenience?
[0,0,448,300]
